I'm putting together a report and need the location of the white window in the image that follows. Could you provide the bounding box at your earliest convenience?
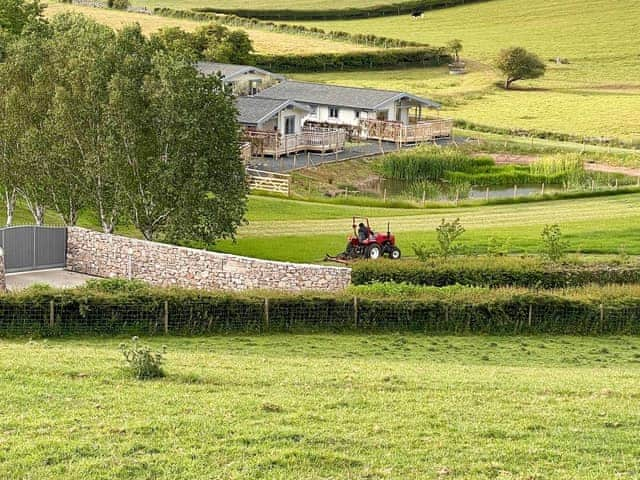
[329,106,339,118]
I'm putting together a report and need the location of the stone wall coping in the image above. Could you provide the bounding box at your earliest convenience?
[67,226,351,273]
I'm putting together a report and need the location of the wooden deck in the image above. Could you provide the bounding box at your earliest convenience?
[363,118,453,144]
[244,127,347,158]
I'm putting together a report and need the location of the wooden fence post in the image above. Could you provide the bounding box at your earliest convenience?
[49,300,55,329]
[353,296,359,328]
[528,304,533,328]
[163,300,169,335]
[264,298,270,332]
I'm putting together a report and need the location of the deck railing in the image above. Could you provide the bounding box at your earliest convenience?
[243,127,346,158]
[363,118,453,143]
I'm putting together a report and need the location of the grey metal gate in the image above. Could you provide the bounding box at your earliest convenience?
[0,226,67,273]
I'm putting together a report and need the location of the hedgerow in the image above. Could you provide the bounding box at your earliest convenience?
[2,280,640,336]
[154,7,429,48]
[191,0,488,21]
[253,48,448,73]
[351,258,640,288]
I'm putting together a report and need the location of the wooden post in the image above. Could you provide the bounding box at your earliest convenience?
[513,184,517,199]
[49,300,55,329]
[264,298,270,332]
[528,304,532,328]
[615,178,618,190]
[600,303,604,325]
[353,296,359,328]
[591,179,595,191]
[485,187,489,202]
[383,188,387,203]
[163,300,169,335]
[422,190,426,206]
[541,183,545,196]
[455,189,460,206]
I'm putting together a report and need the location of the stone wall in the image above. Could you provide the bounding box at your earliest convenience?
[66,227,351,292]
[0,248,5,293]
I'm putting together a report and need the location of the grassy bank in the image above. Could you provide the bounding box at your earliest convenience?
[1,335,639,479]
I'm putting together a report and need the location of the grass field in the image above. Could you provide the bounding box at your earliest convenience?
[291,0,640,140]
[1,335,639,479]
[44,3,371,54]
[128,0,390,11]
[210,192,640,262]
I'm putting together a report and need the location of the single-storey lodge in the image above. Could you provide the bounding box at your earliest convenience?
[197,62,453,157]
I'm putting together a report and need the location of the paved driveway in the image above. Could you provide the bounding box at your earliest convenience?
[5,269,95,291]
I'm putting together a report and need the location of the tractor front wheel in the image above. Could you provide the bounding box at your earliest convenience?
[389,247,401,260]
[366,243,382,260]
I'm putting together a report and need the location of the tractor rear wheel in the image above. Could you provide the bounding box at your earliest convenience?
[390,247,401,260]
[366,243,382,260]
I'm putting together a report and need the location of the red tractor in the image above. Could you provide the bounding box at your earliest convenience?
[326,217,401,263]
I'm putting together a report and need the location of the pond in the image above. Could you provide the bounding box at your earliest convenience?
[360,177,566,201]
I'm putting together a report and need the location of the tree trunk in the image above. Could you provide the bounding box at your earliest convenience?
[34,204,45,226]
[4,189,16,227]
[505,78,512,89]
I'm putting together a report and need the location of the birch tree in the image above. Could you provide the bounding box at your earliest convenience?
[107,44,246,242]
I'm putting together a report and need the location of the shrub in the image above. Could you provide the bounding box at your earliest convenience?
[350,257,640,289]
[111,0,130,9]
[436,218,465,257]
[541,224,568,262]
[120,336,166,380]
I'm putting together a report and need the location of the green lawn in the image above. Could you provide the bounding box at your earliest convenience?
[1,335,639,479]
[292,0,640,140]
[212,193,640,262]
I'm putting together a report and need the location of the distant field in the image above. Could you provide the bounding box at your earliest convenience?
[44,3,370,54]
[292,0,640,140]
[2,335,639,479]
[212,193,640,262]
[128,0,392,11]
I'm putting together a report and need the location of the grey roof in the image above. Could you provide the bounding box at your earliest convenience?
[196,62,282,81]
[235,97,311,125]
[258,80,441,110]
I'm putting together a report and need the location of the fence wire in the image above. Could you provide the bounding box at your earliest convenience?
[1,298,640,337]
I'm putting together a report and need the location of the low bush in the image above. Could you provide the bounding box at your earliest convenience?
[2,279,640,336]
[351,257,640,288]
[120,336,166,379]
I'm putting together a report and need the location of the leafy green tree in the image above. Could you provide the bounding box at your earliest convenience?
[446,39,463,63]
[107,47,246,242]
[0,25,53,225]
[205,30,253,64]
[43,13,118,226]
[496,46,546,89]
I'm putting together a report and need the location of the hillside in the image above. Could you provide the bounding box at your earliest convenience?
[292,0,640,140]
[44,4,373,54]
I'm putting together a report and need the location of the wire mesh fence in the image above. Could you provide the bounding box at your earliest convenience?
[2,297,640,337]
